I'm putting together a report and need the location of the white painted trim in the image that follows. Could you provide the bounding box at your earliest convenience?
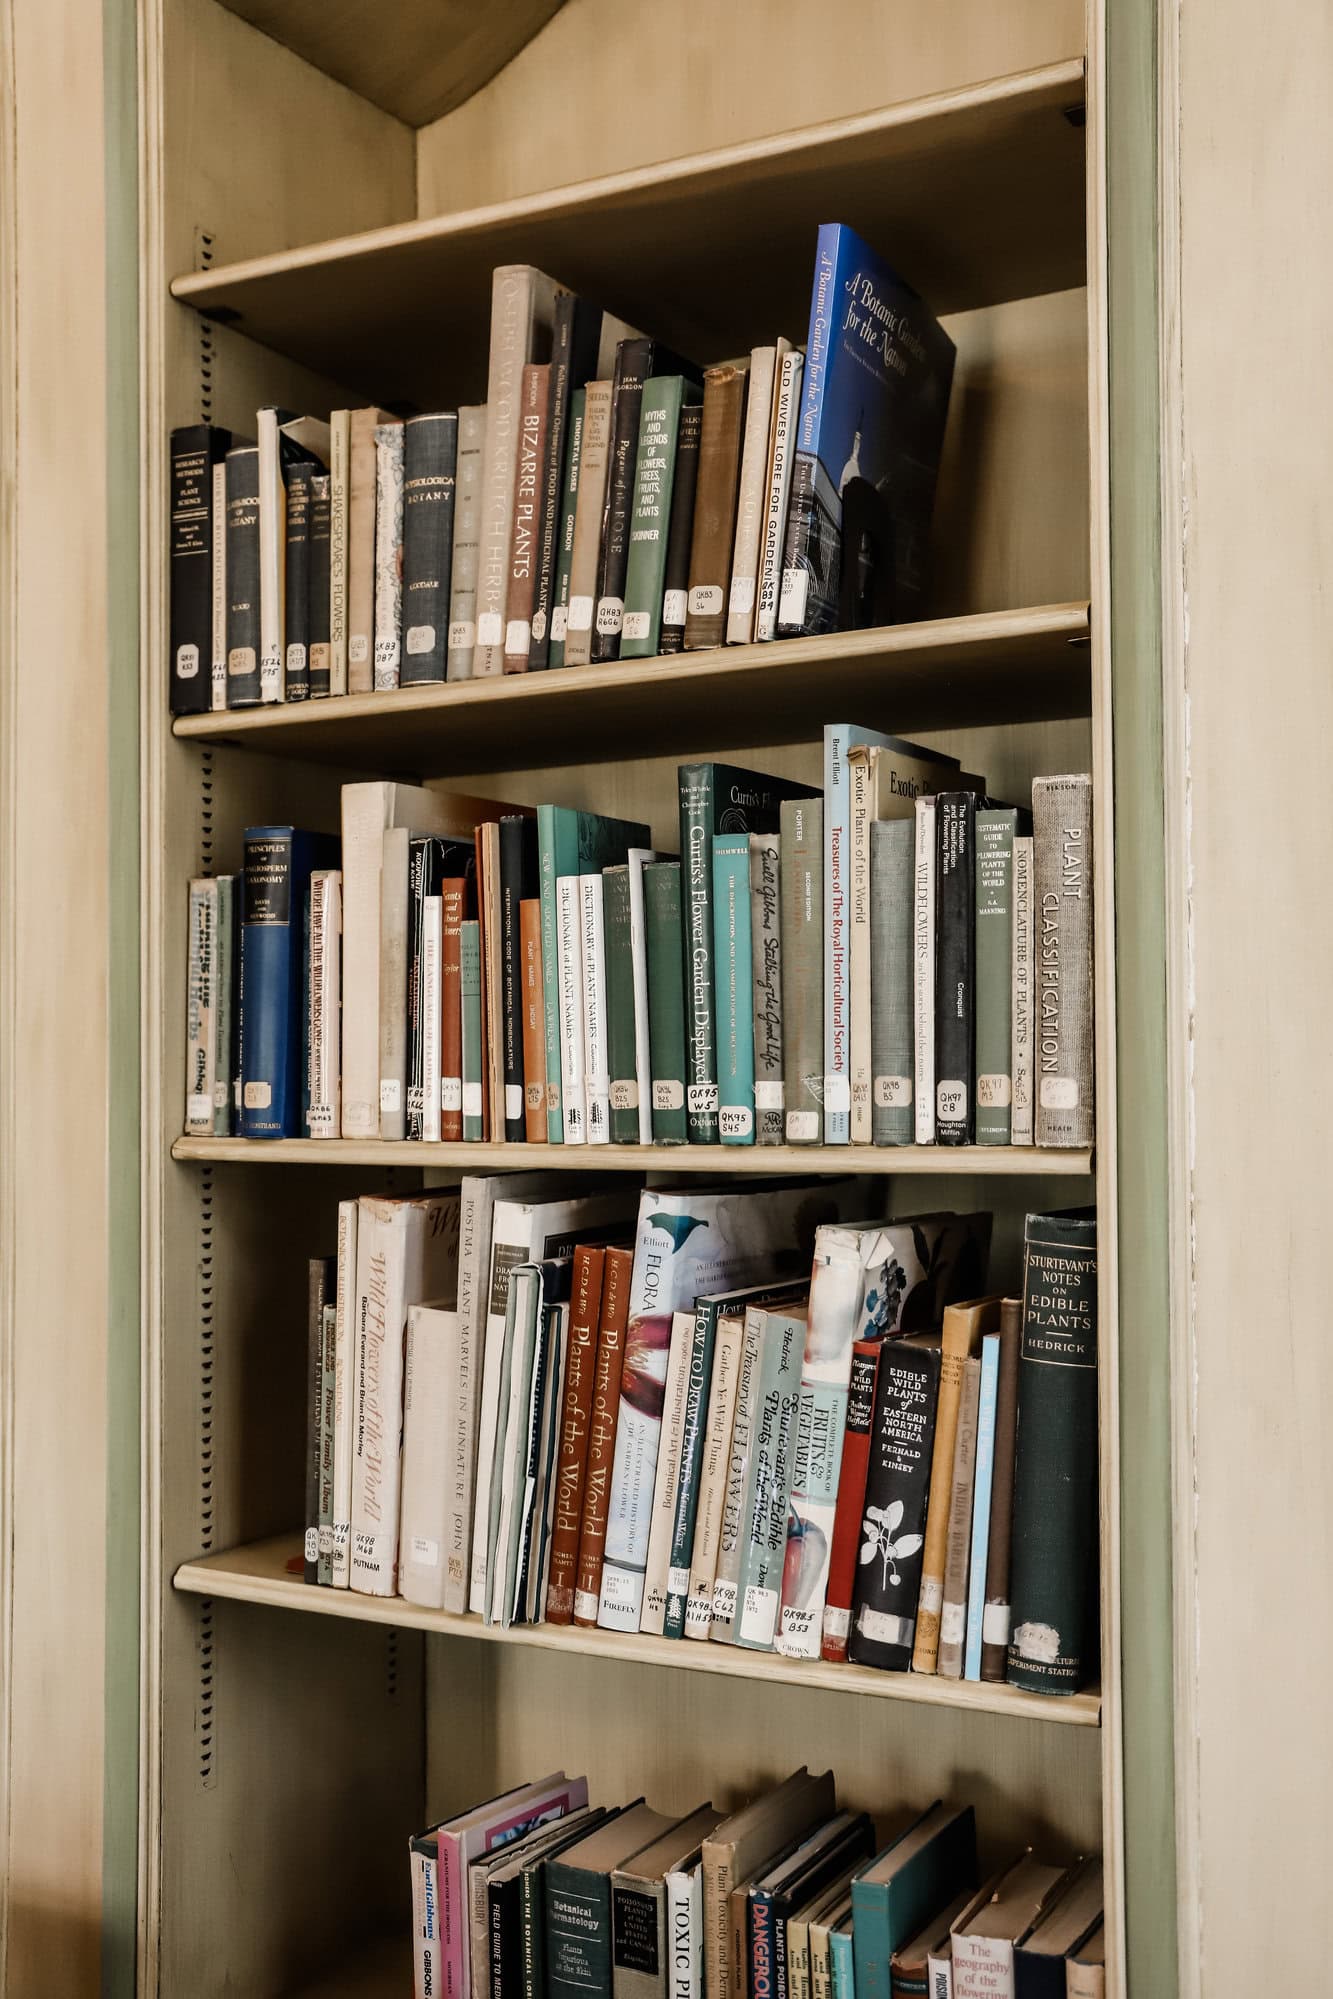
[0,0,18,1983]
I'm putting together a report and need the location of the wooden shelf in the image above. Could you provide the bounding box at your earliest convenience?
[282,1934,410,1999]
[171,1135,1093,1176]
[175,1535,1101,1728]
[170,61,1087,408]
[171,603,1091,777]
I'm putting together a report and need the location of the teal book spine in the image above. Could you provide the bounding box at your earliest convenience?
[662,1298,721,1639]
[975,807,1018,1144]
[733,1306,806,1651]
[963,1333,1000,1679]
[603,865,640,1143]
[643,862,688,1143]
[850,1810,977,1999]
[548,388,585,671]
[460,919,484,1140]
[711,835,755,1145]
[830,1929,856,1999]
[621,378,696,659]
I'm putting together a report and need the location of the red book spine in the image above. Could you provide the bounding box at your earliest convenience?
[573,1246,633,1626]
[820,1338,882,1663]
[440,879,466,1141]
[544,1246,606,1623]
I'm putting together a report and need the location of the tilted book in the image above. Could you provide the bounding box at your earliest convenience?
[547,1803,675,1999]
[949,1854,1069,1999]
[700,1771,836,1999]
[638,1310,699,1635]
[819,1339,879,1662]
[733,1303,808,1650]
[612,1806,723,1999]
[1033,776,1095,1147]
[851,1804,978,1999]
[474,266,560,677]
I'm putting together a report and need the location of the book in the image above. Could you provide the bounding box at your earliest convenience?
[937,1353,982,1678]
[755,350,804,645]
[580,872,611,1144]
[829,1908,856,1999]
[564,377,614,669]
[1011,835,1035,1145]
[975,809,1019,1143]
[347,407,394,693]
[681,763,818,1144]
[810,1891,853,1999]
[962,1332,1001,1680]
[847,1332,942,1670]
[612,1807,723,1999]
[684,363,748,650]
[223,446,261,707]
[638,1310,698,1635]
[379,826,411,1140]
[521,897,548,1140]
[213,872,239,1134]
[548,389,586,672]
[421,896,443,1141]
[240,825,338,1138]
[934,794,978,1144]
[184,878,218,1135]
[913,1297,1002,1674]
[327,409,350,694]
[479,1809,602,1999]
[574,1244,634,1623]
[851,1804,979,1999]
[658,401,704,655]
[447,404,487,679]
[486,1260,557,1622]
[1013,1859,1102,1999]
[401,411,458,686]
[603,866,639,1144]
[950,1855,1069,1999]
[407,838,469,1140]
[819,1339,879,1663]
[547,1803,676,1999]
[887,1888,976,1999]
[504,363,552,670]
[307,474,332,697]
[500,816,539,1141]
[399,1302,459,1608]
[519,1810,618,1999]
[544,1245,607,1622]
[441,878,469,1140]
[461,920,485,1138]
[749,834,783,1146]
[1064,1921,1105,1999]
[1033,777,1094,1147]
[621,378,699,658]
[701,1771,836,1999]
[530,294,604,669]
[682,1303,747,1639]
[643,861,688,1144]
[304,1256,334,1582]
[317,1298,336,1583]
[373,422,404,689]
[913,796,937,1144]
[664,1860,704,1999]
[557,876,587,1142]
[474,266,560,678]
[710,1289,807,1643]
[781,796,824,1143]
[330,1198,358,1588]
[712,835,756,1144]
[625,848,660,1143]
[779,223,956,636]
[1007,1211,1098,1694]
[169,423,232,714]
[257,407,329,702]
[596,338,698,662]
[727,344,784,644]
[979,1297,1023,1680]
[751,1813,876,1999]
[733,1303,808,1649]
[789,1872,860,1999]
[306,867,341,1137]
[480,821,506,1141]
[349,1189,460,1596]
[870,820,915,1146]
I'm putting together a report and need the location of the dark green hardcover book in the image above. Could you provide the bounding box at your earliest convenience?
[223,445,262,708]
[869,819,914,1145]
[530,295,602,668]
[548,388,586,671]
[621,377,701,660]
[603,865,639,1143]
[461,918,484,1140]
[400,411,458,686]
[975,807,1023,1145]
[306,475,332,698]
[282,461,314,700]
[1006,1207,1098,1693]
[493,1810,607,1999]
[679,763,818,1143]
[934,792,976,1144]
[643,862,688,1143]
[546,1803,673,1999]
[594,338,699,663]
[520,1811,615,1999]
[657,401,703,656]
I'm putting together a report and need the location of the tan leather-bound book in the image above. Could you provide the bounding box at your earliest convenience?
[544,1245,607,1623]
[912,1295,1002,1674]
[684,364,748,651]
[573,1245,633,1624]
[563,378,613,668]
[519,897,547,1141]
[347,406,395,693]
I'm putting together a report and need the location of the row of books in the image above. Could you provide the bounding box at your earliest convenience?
[182,749,1094,1150]
[299,1171,1099,1697]
[407,1766,1105,1999]
[168,222,956,715]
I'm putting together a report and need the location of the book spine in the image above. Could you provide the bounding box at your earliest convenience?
[210,459,228,710]
[750,1896,777,1999]
[304,1259,329,1581]
[405,841,430,1140]
[373,423,405,690]
[331,1199,358,1588]
[399,1306,447,1608]
[734,1310,805,1650]
[347,410,383,693]
[665,1869,701,1999]
[626,856,655,1143]
[573,1246,631,1624]
[422,896,443,1143]
[440,879,466,1141]
[499,819,529,1141]
[643,862,688,1143]
[256,410,286,703]
[726,347,778,644]
[481,825,505,1141]
[778,225,839,635]
[781,797,824,1143]
[593,340,651,663]
[949,1935,1011,1998]
[537,807,568,1142]
[1010,835,1035,1144]
[224,448,261,708]
[980,1299,1022,1680]
[307,474,332,698]
[684,365,747,650]
[546,1862,614,1999]
[212,874,236,1134]
[678,765,719,1142]
[685,1311,744,1638]
[461,920,485,1139]
[846,749,874,1142]
[749,835,784,1144]
[638,1312,697,1635]
[847,1339,942,1670]
[658,402,703,655]
[557,875,588,1142]
[913,796,936,1144]
[912,1304,978,1676]
[349,1206,406,1596]
[934,794,976,1143]
[663,1303,719,1639]
[528,292,579,670]
[504,364,551,670]
[580,874,610,1145]
[447,405,486,679]
[475,268,544,677]
[598,1216,677,1631]
[603,868,640,1143]
[401,412,457,686]
[283,461,313,700]
[1033,776,1094,1146]
[870,819,915,1144]
[184,879,217,1134]
[563,377,613,669]
[520,897,548,1140]
[240,829,303,1137]
[712,836,755,1144]
[974,810,1016,1143]
[328,410,349,695]
[545,1246,604,1621]
[378,827,410,1141]
[709,1304,766,1640]
[819,1339,880,1662]
[317,1300,336,1583]
[823,727,852,1147]
[621,378,686,658]
[1007,1215,1098,1692]
[169,427,218,715]
[307,869,341,1137]
[548,389,585,670]
[963,1334,1000,1679]
[938,1353,982,1676]
[754,351,803,644]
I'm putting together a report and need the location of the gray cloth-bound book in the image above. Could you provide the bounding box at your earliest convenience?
[1032,774,1094,1147]
[870,818,915,1144]
[749,834,783,1144]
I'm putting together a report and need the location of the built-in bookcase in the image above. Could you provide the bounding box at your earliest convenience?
[141,3,1117,1993]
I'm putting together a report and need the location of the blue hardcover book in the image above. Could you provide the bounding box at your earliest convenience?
[829,1920,856,1999]
[711,835,755,1145]
[240,825,338,1138]
[963,1332,1001,1679]
[778,223,955,639]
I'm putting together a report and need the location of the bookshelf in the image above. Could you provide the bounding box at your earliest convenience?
[141,3,1118,1994]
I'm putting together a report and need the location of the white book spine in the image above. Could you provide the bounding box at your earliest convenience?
[847,750,874,1143]
[579,873,609,1145]
[307,869,341,1138]
[330,1197,358,1587]
[184,879,217,1134]
[398,1305,454,1609]
[489,1267,536,1625]
[949,1935,1012,1999]
[726,345,779,644]
[256,407,286,701]
[379,826,410,1140]
[449,1179,495,1613]
[1010,833,1034,1145]
[638,1310,697,1635]
[340,783,391,1138]
[754,350,804,644]
[556,875,587,1143]
[210,461,227,709]
[373,423,404,690]
[926,1950,953,1999]
[626,849,656,1143]
[913,795,937,1145]
[666,1866,703,1999]
[684,1310,745,1638]
[422,895,443,1143]
[709,1304,767,1634]
[469,1203,536,1613]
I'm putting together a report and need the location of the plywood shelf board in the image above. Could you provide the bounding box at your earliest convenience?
[175,1536,1101,1728]
[170,62,1087,407]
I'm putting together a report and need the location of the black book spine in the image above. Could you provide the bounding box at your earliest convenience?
[304,1257,333,1583]
[224,447,262,708]
[592,338,652,663]
[529,294,586,670]
[934,792,977,1143]
[169,423,229,715]
[490,1873,524,1999]
[307,475,332,698]
[499,816,536,1142]
[658,402,704,656]
[283,462,314,701]
[847,1335,942,1670]
[400,412,458,686]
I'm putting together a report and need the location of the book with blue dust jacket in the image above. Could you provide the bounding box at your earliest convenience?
[240,825,338,1138]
